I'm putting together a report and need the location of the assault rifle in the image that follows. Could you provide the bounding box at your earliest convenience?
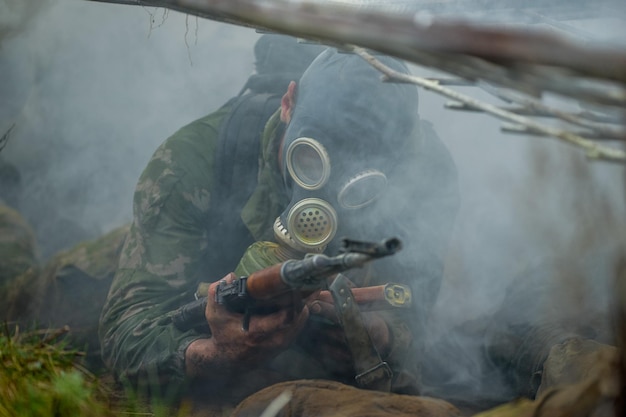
[172,237,412,332]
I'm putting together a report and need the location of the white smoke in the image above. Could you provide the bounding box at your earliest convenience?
[0,0,53,42]
[0,0,624,407]
[412,12,625,403]
[1,0,259,257]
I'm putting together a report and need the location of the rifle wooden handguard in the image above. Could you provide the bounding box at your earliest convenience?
[313,283,412,311]
[245,263,289,300]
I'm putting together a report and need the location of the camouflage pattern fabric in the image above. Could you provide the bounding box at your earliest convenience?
[28,224,129,370]
[0,203,128,370]
[98,99,430,403]
[99,103,241,397]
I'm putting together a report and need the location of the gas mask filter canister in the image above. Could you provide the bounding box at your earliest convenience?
[274,137,387,254]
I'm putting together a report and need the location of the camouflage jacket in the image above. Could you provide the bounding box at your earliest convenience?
[99,101,459,403]
[99,103,232,392]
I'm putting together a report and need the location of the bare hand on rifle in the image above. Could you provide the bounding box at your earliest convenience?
[204,272,309,364]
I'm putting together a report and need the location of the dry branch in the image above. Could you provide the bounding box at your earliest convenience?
[85,0,626,161]
[353,47,626,163]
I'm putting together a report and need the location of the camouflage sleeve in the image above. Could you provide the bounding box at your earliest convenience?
[99,109,228,391]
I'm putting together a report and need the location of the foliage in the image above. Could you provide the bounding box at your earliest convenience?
[0,323,194,417]
[0,324,113,417]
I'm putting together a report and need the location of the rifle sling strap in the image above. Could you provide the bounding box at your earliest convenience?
[329,274,393,392]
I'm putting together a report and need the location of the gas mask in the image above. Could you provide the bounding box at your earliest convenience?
[271,48,419,254]
[273,136,388,254]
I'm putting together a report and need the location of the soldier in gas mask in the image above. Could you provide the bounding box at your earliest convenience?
[99,45,459,415]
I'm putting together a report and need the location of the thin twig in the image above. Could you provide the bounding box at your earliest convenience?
[477,81,625,138]
[445,101,624,126]
[353,47,626,163]
[38,325,71,346]
[501,123,625,141]
[0,124,15,153]
[400,48,626,108]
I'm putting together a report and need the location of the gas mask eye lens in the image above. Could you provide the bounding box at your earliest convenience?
[338,170,388,209]
[286,138,330,190]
